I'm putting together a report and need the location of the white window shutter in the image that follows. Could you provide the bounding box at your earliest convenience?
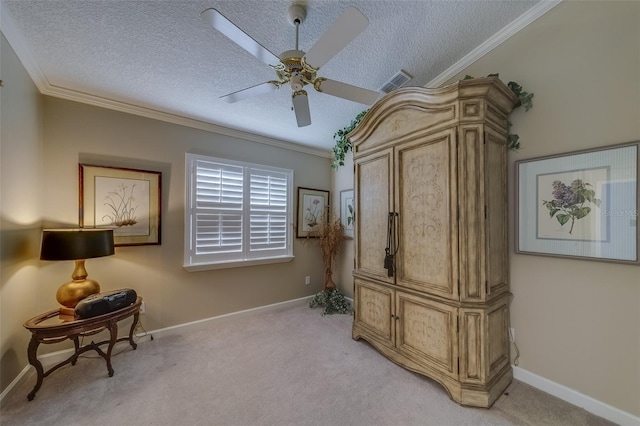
[185,154,293,268]
[249,168,288,254]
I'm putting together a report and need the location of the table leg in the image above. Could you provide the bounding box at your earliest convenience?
[128,312,139,350]
[26,335,43,401]
[70,335,80,365]
[105,319,117,377]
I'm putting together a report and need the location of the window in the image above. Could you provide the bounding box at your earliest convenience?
[184,153,294,271]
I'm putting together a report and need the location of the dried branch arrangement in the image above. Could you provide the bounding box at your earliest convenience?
[305,214,351,315]
[307,216,345,290]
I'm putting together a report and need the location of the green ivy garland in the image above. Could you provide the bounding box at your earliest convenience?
[505,80,534,150]
[330,75,533,168]
[330,109,368,169]
[464,75,533,150]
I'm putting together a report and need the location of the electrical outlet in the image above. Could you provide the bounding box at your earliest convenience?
[305,276,311,285]
[140,301,146,314]
[508,327,515,342]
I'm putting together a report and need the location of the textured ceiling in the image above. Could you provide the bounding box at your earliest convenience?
[2,0,546,153]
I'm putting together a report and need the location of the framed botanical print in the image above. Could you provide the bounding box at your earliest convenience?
[296,187,329,238]
[515,141,639,263]
[340,189,355,239]
[80,164,161,246]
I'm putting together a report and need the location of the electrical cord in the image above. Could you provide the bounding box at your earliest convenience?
[507,313,520,366]
[512,339,520,366]
[134,319,154,341]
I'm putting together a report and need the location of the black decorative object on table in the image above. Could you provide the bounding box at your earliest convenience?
[74,288,137,319]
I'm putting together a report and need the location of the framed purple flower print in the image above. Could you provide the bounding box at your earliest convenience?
[515,141,639,264]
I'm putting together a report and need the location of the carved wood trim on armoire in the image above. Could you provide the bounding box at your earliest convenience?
[350,77,520,408]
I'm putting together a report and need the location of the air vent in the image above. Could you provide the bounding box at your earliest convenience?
[378,70,413,94]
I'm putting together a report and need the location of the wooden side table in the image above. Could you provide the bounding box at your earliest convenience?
[23,297,142,400]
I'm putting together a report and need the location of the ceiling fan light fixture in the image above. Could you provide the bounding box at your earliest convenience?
[290,74,305,91]
[292,90,311,127]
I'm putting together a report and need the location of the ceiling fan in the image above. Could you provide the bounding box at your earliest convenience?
[201,4,380,127]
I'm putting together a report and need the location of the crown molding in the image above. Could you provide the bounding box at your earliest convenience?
[427,0,563,88]
[42,84,330,158]
[0,2,329,159]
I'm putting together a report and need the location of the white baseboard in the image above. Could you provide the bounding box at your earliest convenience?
[0,296,313,406]
[0,365,33,409]
[513,366,639,426]
[136,295,312,339]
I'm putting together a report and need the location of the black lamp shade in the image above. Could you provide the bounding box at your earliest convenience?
[40,229,115,261]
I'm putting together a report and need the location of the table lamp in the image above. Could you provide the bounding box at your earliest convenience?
[40,229,115,315]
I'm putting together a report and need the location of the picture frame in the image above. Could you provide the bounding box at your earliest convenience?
[296,187,329,238]
[340,189,355,239]
[79,164,162,246]
[515,141,639,264]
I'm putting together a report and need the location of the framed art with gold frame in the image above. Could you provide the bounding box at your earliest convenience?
[79,164,161,246]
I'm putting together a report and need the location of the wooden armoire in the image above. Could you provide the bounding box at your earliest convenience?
[350,77,520,408]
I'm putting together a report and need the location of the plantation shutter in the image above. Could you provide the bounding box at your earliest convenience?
[193,160,244,262]
[249,168,288,255]
[185,154,293,268]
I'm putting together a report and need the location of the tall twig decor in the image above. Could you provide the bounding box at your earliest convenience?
[306,214,351,315]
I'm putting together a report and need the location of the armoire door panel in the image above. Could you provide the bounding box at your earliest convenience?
[396,292,458,378]
[459,299,510,384]
[459,310,485,384]
[485,129,509,296]
[487,300,510,377]
[395,129,458,299]
[458,125,486,301]
[355,149,393,283]
[354,279,394,346]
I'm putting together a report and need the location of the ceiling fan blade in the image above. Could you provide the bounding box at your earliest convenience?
[201,8,280,66]
[315,78,380,105]
[292,91,311,127]
[220,81,279,103]
[304,7,368,70]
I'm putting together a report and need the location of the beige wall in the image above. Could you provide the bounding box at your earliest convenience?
[332,150,355,298]
[41,96,331,332]
[334,0,639,417]
[0,33,44,391]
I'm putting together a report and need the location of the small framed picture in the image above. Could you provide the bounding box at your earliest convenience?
[515,141,638,263]
[340,189,355,239]
[79,164,162,246]
[296,187,329,238]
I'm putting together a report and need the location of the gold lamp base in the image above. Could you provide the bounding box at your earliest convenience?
[56,260,101,315]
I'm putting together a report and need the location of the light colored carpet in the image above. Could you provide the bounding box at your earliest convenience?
[1,301,613,426]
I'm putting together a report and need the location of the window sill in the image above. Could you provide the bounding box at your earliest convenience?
[183,255,295,272]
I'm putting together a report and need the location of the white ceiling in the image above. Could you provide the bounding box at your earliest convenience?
[1,0,553,154]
